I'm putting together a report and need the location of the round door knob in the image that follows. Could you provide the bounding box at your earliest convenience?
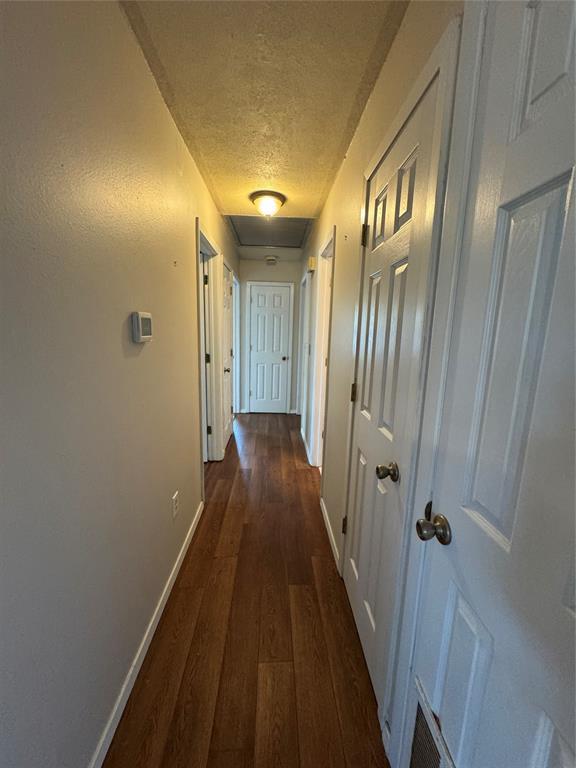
[282,356,288,361]
[415,514,452,546]
[375,461,400,483]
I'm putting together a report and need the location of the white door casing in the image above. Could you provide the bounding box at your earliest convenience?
[311,235,335,470]
[198,247,210,464]
[343,17,459,727]
[197,227,228,462]
[297,273,308,421]
[233,276,241,414]
[301,272,314,454]
[399,3,575,767]
[222,263,234,447]
[248,283,293,413]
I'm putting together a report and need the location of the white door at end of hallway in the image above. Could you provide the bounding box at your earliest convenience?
[403,3,575,767]
[249,283,291,413]
[222,263,234,447]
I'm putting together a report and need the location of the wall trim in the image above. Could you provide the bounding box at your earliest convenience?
[88,499,205,768]
[301,427,312,464]
[320,495,340,567]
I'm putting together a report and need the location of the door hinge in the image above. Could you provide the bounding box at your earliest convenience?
[324,357,328,367]
[207,425,212,435]
[350,381,357,402]
[230,405,233,414]
[230,286,233,295]
[321,429,325,439]
[230,348,234,357]
[361,223,369,247]
[205,352,210,364]
[203,274,208,286]
[341,516,348,535]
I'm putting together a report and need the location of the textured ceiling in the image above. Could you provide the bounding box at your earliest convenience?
[123,1,407,218]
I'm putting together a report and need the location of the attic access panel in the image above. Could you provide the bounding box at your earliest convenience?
[229,216,312,248]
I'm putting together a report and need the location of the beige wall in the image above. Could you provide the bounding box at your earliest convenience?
[302,1,462,564]
[0,4,237,767]
[239,258,303,412]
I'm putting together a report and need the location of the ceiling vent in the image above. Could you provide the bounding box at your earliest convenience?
[266,255,278,266]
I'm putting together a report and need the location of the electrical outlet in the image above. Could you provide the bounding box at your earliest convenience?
[171,490,179,520]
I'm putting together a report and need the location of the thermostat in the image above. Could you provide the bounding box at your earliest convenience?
[131,312,153,343]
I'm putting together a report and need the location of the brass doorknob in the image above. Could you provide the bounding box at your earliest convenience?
[416,514,452,546]
[375,461,400,483]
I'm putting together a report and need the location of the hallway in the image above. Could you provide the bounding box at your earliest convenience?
[103,414,388,768]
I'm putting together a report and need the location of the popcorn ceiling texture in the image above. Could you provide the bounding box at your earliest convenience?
[122,1,408,217]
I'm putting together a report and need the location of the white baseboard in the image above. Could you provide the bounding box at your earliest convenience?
[88,499,204,768]
[289,408,300,414]
[301,428,312,465]
[319,496,340,568]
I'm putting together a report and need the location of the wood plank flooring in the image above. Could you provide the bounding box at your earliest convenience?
[104,414,389,768]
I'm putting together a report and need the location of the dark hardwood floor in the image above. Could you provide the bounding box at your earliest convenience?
[104,414,389,768]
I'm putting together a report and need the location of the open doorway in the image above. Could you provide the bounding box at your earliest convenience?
[301,233,335,468]
[232,274,241,414]
[299,270,312,455]
[196,226,237,464]
[197,228,218,464]
[298,272,309,430]
[222,263,234,448]
[315,236,335,472]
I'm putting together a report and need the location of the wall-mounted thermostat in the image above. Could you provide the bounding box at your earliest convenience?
[131,312,153,343]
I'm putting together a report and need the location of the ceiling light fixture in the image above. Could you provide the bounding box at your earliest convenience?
[249,190,286,217]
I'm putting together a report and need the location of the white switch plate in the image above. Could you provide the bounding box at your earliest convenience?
[171,490,179,520]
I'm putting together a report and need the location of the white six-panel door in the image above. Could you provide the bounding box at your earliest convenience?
[249,283,291,413]
[343,38,455,713]
[404,3,575,767]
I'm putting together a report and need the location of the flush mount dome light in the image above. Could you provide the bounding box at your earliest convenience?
[249,190,286,217]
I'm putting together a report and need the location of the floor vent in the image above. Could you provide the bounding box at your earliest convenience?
[409,703,441,768]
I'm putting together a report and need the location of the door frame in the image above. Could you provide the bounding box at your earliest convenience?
[196,223,228,463]
[299,271,312,450]
[232,274,241,414]
[339,18,462,760]
[222,260,235,449]
[245,280,294,414]
[309,232,336,469]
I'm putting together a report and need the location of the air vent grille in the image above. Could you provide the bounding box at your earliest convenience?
[409,704,441,768]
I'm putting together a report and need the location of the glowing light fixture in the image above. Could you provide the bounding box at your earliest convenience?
[249,190,286,217]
